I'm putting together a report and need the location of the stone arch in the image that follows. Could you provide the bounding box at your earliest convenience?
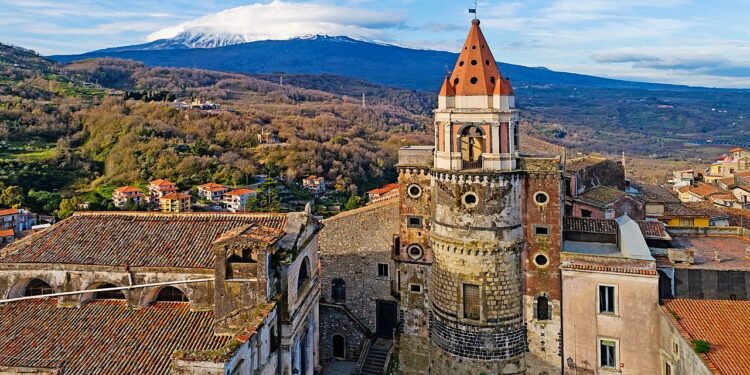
[458,124,485,168]
[6,278,56,299]
[81,282,126,303]
[143,285,190,305]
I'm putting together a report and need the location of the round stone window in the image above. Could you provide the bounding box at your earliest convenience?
[534,192,549,206]
[462,192,479,208]
[407,244,424,260]
[407,184,422,199]
[534,254,549,267]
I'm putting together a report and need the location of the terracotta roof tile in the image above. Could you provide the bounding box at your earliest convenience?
[636,183,680,203]
[0,299,229,374]
[0,212,288,268]
[562,263,657,276]
[446,19,505,96]
[149,179,174,187]
[565,156,608,173]
[576,186,626,207]
[663,299,750,375]
[0,229,14,237]
[198,183,228,192]
[368,183,399,196]
[690,183,723,198]
[226,189,256,196]
[0,208,18,216]
[161,192,191,200]
[663,203,708,218]
[114,186,142,194]
[563,217,669,240]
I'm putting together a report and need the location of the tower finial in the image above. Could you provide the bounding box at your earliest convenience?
[469,0,478,20]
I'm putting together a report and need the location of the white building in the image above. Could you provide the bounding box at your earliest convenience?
[223,189,256,212]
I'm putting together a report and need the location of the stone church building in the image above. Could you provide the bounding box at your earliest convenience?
[319,19,564,375]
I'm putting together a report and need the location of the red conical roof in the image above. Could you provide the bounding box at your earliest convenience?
[439,74,456,96]
[446,19,506,96]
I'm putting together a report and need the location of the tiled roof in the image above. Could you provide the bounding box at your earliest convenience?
[720,177,736,187]
[226,189,256,196]
[0,229,14,237]
[670,235,750,271]
[562,263,658,276]
[565,156,608,173]
[663,299,750,375]
[114,186,142,194]
[0,299,229,374]
[368,183,399,196]
[563,216,669,240]
[576,186,626,207]
[0,208,18,216]
[730,147,745,152]
[564,216,617,234]
[162,192,191,200]
[636,183,680,203]
[663,203,708,218]
[0,212,288,268]
[198,183,228,192]
[149,179,174,187]
[690,183,723,198]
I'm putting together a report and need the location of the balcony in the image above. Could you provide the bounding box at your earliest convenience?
[462,158,483,170]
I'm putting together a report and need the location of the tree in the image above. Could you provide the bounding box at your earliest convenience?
[343,194,364,211]
[0,185,24,208]
[25,189,62,214]
[55,197,83,219]
[250,178,281,212]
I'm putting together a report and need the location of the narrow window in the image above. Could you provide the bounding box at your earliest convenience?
[331,278,346,303]
[665,361,672,375]
[297,257,310,291]
[332,334,346,359]
[599,285,616,314]
[599,339,617,368]
[536,296,550,320]
[393,236,400,256]
[377,263,389,277]
[581,209,592,218]
[463,284,481,320]
[410,284,422,293]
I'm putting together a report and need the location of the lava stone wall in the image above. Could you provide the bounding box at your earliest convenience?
[319,304,369,363]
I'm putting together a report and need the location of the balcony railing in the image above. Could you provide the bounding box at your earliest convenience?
[462,158,483,170]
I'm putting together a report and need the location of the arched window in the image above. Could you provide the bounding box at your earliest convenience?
[93,283,126,300]
[459,125,484,170]
[23,279,54,297]
[156,286,188,302]
[297,257,310,291]
[332,334,346,359]
[331,278,346,303]
[537,295,550,321]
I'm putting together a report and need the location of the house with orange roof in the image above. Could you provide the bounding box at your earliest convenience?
[148,179,177,204]
[197,182,229,202]
[302,175,326,196]
[223,188,257,212]
[0,208,34,238]
[660,299,750,375]
[159,192,192,213]
[367,183,399,202]
[678,183,725,203]
[0,228,14,247]
[112,186,144,208]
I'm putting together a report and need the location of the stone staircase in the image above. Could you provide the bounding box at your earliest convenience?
[359,338,392,375]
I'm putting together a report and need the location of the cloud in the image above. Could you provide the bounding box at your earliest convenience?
[146,0,406,42]
[422,23,463,32]
[592,52,750,78]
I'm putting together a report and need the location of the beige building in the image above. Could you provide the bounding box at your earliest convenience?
[561,215,660,375]
[160,192,192,212]
[148,179,177,204]
[112,186,144,208]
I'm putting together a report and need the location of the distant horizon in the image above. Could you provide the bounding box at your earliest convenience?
[2,0,749,88]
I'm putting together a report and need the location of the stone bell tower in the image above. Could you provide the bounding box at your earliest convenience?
[428,18,526,374]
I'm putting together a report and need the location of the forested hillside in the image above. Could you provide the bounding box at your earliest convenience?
[0,47,431,217]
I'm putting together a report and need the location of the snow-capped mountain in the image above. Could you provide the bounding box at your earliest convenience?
[94,32,384,53]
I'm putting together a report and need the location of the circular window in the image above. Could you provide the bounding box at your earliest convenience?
[471,60,478,65]
[485,60,490,65]
[472,45,477,49]
[459,61,465,67]
[407,184,422,199]
[454,78,460,85]
[534,192,549,205]
[490,77,496,85]
[534,254,549,267]
[407,244,423,260]
[470,77,478,84]
[462,192,479,208]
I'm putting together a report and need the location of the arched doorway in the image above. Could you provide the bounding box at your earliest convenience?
[332,334,346,359]
[460,125,484,169]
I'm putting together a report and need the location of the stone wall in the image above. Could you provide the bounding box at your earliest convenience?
[658,308,713,375]
[318,303,369,363]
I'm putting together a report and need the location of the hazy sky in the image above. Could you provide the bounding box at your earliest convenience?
[2,0,749,88]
